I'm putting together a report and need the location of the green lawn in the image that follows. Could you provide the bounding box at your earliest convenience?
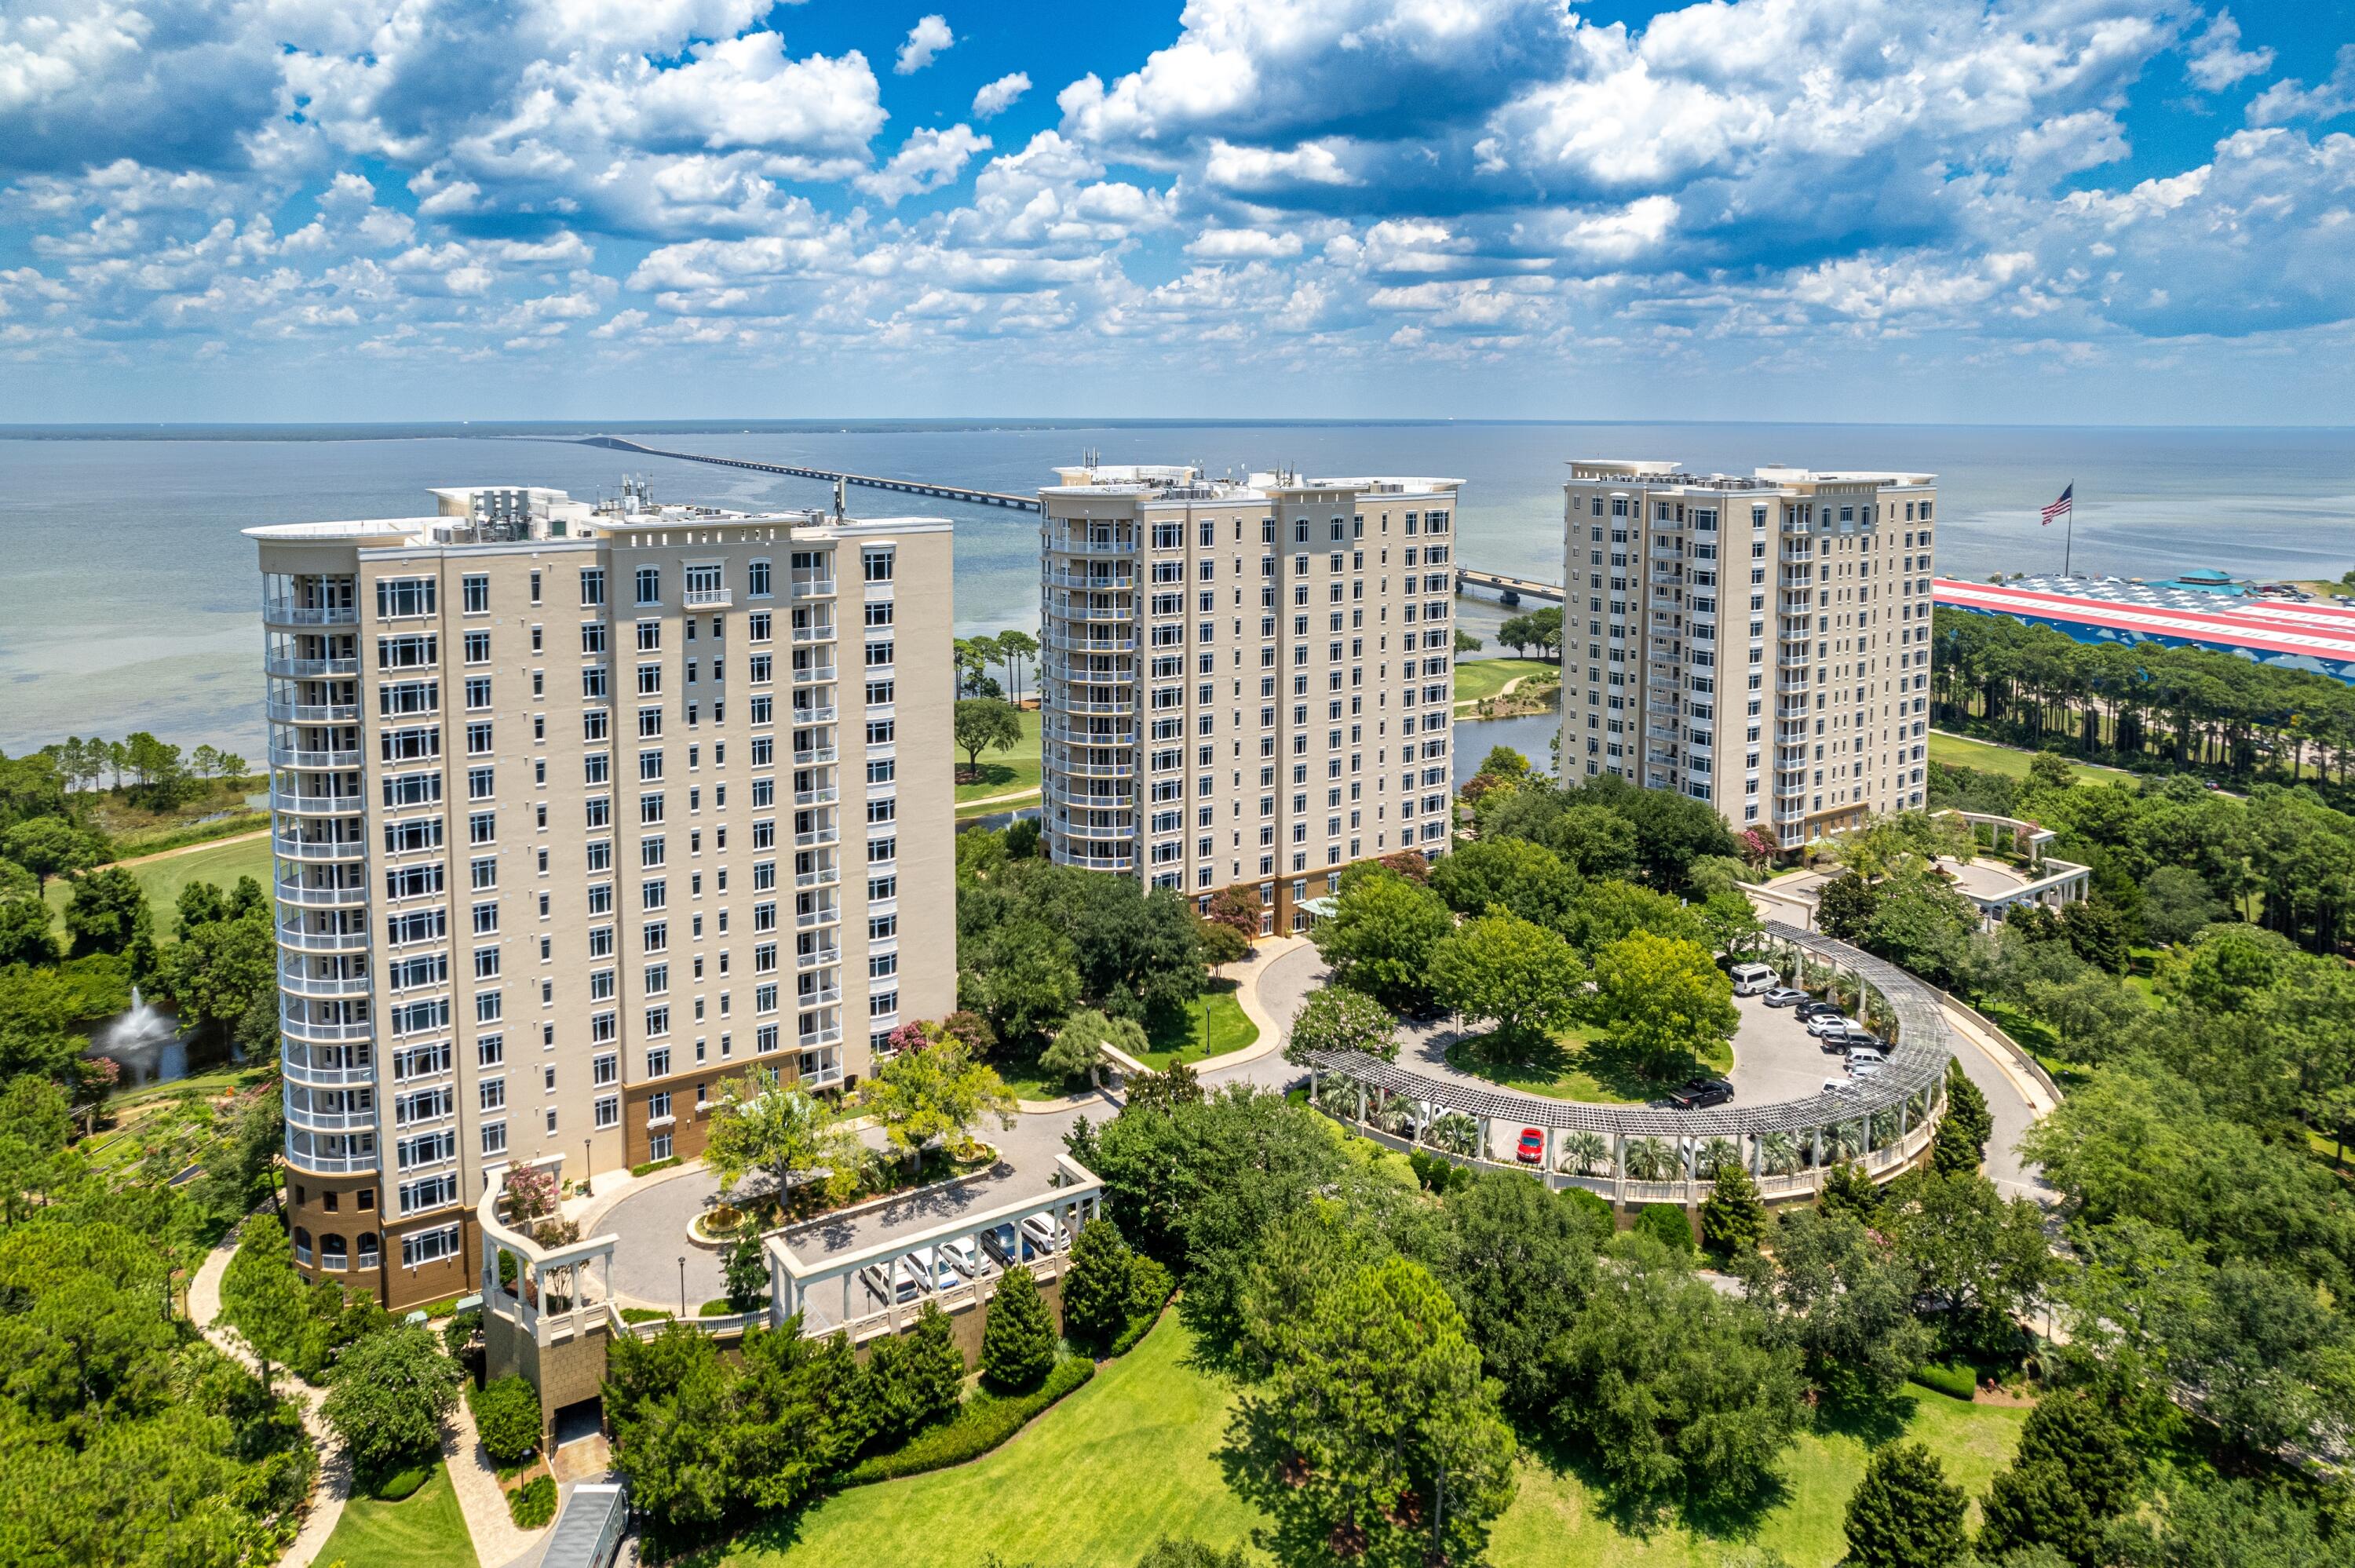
[312,1461,478,1568]
[1445,1027,1732,1106]
[1453,658,1559,706]
[955,706,1042,803]
[44,830,275,938]
[717,1313,2026,1568]
[1926,731,2129,785]
[1135,979,1259,1070]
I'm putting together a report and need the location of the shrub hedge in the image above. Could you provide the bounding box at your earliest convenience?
[630,1154,685,1179]
[508,1474,557,1529]
[370,1462,432,1502]
[842,1355,1095,1485]
[1910,1361,1977,1401]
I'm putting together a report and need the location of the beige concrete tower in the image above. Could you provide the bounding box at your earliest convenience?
[1557,461,1938,851]
[1038,464,1462,934]
[250,483,955,1309]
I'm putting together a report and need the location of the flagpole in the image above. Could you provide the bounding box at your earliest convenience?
[2064,498,2073,581]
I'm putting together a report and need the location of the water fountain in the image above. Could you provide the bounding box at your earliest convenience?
[86,986,188,1088]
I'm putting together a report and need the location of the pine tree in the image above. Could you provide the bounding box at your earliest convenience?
[1978,1457,2098,1566]
[1059,1217,1135,1352]
[1932,1059,1994,1176]
[981,1264,1058,1391]
[1819,1160,1880,1222]
[1844,1440,1969,1568]
[2014,1392,2140,1519]
[1700,1163,1769,1256]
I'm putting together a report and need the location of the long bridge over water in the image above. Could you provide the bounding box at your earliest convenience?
[579,436,1565,601]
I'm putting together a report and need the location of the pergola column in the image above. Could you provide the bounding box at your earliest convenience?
[1477,1115,1492,1165]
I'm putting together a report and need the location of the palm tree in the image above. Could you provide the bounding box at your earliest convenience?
[1693,1136,1740,1180]
[1557,1130,1609,1176]
[1623,1136,1678,1181]
[1759,1131,1802,1176]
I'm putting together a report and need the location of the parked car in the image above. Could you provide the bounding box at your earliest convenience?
[1729,962,1778,996]
[1824,1028,1884,1055]
[906,1246,963,1293]
[978,1222,1044,1267]
[1667,1078,1734,1110]
[1805,1012,1860,1037]
[1019,1213,1071,1255]
[1821,1078,1862,1099]
[1794,1001,1845,1021]
[1761,986,1810,1008]
[937,1235,984,1278]
[860,1256,922,1304]
[1846,1048,1887,1075]
[1514,1128,1545,1165]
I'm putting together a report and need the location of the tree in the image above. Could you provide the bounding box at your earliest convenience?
[1042,1007,1145,1089]
[1700,1163,1768,1257]
[1228,1255,1517,1568]
[2014,1392,2141,1522]
[1283,986,1400,1066]
[1769,1207,1934,1406]
[1429,834,1580,927]
[218,1216,316,1395]
[981,1262,1058,1391]
[1979,1460,2097,1567]
[867,1038,1017,1172]
[703,1067,857,1202]
[960,917,1083,1048]
[1634,1202,1696,1253]
[155,894,274,1037]
[993,629,1039,706]
[1202,888,1260,946]
[469,1376,543,1467]
[2140,865,2223,947]
[1931,1058,1993,1176]
[724,1232,769,1312]
[1586,930,1740,1079]
[1310,868,1453,1011]
[1816,871,1884,941]
[603,1323,743,1529]
[864,1300,964,1442]
[1845,1441,1970,1568]
[0,898,57,967]
[62,866,144,956]
[1453,630,1481,657]
[320,1325,462,1476]
[1425,1170,1604,1413]
[1819,1161,1880,1222]
[1556,1238,1808,1508]
[1136,1539,1252,1568]
[953,697,1024,776]
[1194,916,1250,975]
[1430,911,1582,1058]
[1695,889,1766,961]
[1882,1170,2053,1358]
[1061,1217,1149,1351]
[2060,899,2130,973]
[2,819,94,892]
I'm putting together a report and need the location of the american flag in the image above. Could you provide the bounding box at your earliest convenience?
[2040,483,2073,525]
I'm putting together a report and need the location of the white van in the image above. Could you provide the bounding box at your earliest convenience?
[1729,961,1777,996]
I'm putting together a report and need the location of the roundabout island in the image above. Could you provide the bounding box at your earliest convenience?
[1302,921,1953,1216]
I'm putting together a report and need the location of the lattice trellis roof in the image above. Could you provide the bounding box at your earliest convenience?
[1306,921,1949,1139]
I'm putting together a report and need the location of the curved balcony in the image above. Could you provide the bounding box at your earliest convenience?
[792,746,838,766]
[283,1134,378,1176]
[270,744,363,771]
[794,986,843,1009]
[267,699,360,725]
[788,705,838,726]
[276,877,368,909]
[275,833,367,862]
[280,1051,378,1089]
[1055,760,1137,781]
[794,786,840,807]
[1045,537,1138,556]
[1058,849,1137,873]
[278,964,372,1000]
[794,906,841,930]
[263,600,359,628]
[264,654,359,680]
[271,788,364,818]
[1043,628,1136,655]
[1045,569,1134,591]
[1064,603,1134,625]
[794,827,840,848]
[283,1099,378,1135]
[1057,816,1137,842]
[795,865,840,889]
[279,1012,374,1046]
[1062,699,1135,717]
[790,622,836,644]
[789,665,838,685]
[278,923,371,954]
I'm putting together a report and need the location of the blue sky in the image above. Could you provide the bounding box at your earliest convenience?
[4,0,2355,425]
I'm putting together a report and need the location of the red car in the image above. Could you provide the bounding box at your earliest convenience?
[1514,1128,1545,1165]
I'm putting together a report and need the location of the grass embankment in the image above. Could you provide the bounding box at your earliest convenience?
[718,1313,2026,1568]
[1453,657,1558,706]
[1925,731,2129,785]
[996,980,1259,1099]
[1445,1026,1732,1106]
[44,831,276,939]
[312,1460,478,1568]
[954,707,1042,808]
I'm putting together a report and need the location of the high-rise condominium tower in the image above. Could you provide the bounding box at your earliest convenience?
[250,483,954,1309]
[1038,464,1462,934]
[1557,461,1939,851]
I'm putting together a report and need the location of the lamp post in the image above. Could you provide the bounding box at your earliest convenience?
[580,1138,592,1198]
[677,1255,687,1319]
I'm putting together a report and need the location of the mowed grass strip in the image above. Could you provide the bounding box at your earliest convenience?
[717,1311,2028,1568]
[1926,730,2129,785]
[44,830,275,939]
[312,1461,478,1568]
[1452,657,1558,706]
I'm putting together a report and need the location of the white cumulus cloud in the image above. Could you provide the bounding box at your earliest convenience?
[895,15,953,75]
[973,71,1030,119]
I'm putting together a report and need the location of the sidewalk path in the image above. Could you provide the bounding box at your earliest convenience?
[190,1220,349,1568]
[446,1386,546,1568]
